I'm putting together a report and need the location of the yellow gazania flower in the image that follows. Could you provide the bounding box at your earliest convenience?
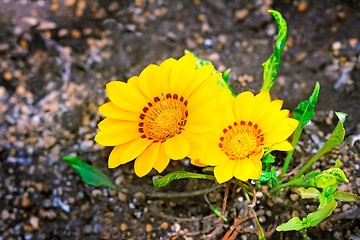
[195,90,299,184]
[94,53,222,177]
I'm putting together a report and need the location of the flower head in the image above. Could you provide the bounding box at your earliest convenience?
[95,54,222,177]
[195,90,299,184]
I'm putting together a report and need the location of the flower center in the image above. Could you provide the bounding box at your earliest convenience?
[219,121,264,160]
[138,93,188,142]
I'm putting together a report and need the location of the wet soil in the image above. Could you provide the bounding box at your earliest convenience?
[0,0,360,239]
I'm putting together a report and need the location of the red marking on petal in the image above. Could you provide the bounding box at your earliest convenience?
[166,93,171,99]
[248,121,253,126]
[173,94,178,100]
[140,114,145,120]
[154,97,160,102]
[240,121,245,126]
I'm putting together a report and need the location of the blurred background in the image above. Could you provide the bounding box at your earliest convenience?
[0,0,359,239]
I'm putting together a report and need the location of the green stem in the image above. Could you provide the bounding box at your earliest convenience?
[268,177,304,194]
[146,184,223,198]
[301,228,309,240]
[294,149,323,179]
[281,124,303,178]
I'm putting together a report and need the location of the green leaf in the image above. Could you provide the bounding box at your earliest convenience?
[305,200,337,227]
[259,167,277,182]
[63,156,119,191]
[276,217,304,231]
[294,112,347,178]
[260,10,288,92]
[281,82,320,177]
[312,168,349,188]
[262,153,276,164]
[184,50,235,95]
[294,82,320,128]
[152,171,215,188]
[295,187,321,199]
[333,190,360,202]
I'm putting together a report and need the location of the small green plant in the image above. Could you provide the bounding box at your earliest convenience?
[63,10,359,239]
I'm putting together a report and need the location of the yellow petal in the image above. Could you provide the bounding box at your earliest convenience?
[233,158,253,181]
[163,134,190,160]
[214,158,236,184]
[169,53,196,95]
[127,76,139,89]
[263,118,299,145]
[138,64,162,100]
[181,131,207,159]
[106,81,147,112]
[108,138,152,168]
[95,120,139,146]
[251,91,271,123]
[185,110,220,134]
[153,144,171,173]
[99,102,140,120]
[200,148,228,166]
[272,141,294,151]
[192,73,222,93]
[159,58,177,94]
[257,109,289,135]
[183,64,214,99]
[186,86,219,115]
[249,152,262,180]
[234,91,254,123]
[134,141,161,177]
[190,158,208,167]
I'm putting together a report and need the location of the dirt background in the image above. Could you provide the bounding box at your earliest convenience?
[0,0,360,239]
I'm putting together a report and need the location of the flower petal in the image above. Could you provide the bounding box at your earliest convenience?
[263,118,299,146]
[153,143,171,173]
[190,158,208,167]
[251,91,271,123]
[272,141,294,151]
[138,64,162,100]
[164,134,190,160]
[200,148,228,166]
[108,138,152,168]
[99,102,140,120]
[234,91,255,123]
[181,131,207,159]
[183,64,214,99]
[169,53,196,95]
[233,158,252,181]
[185,110,220,134]
[214,158,236,184]
[95,119,139,146]
[106,81,148,112]
[159,58,177,94]
[134,141,161,177]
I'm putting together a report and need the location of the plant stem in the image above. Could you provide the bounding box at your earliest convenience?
[301,228,309,240]
[147,184,223,198]
[281,123,303,178]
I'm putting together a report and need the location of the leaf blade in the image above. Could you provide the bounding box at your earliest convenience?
[63,156,119,191]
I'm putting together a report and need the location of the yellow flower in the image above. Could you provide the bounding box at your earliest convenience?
[94,54,222,177]
[195,90,299,184]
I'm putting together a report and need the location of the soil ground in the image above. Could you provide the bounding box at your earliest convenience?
[0,0,360,239]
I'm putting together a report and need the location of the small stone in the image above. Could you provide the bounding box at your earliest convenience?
[172,222,181,232]
[342,204,351,211]
[161,222,168,230]
[235,9,249,21]
[120,223,127,231]
[30,216,39,230]
[146,224,152,232]
[332,41,342,51]
[22,194,32,208]
[1,210,10,219]
[298,1,307,12]
[292,210,300,218]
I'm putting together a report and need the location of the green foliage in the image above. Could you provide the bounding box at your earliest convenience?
[276,200,338,231]
[184,49,234,95]
[333,190,360,202]
[294,112,347,178]
[281,82,320,177]
[260,10,288,92]
[294,82,320,128]
[63,156,120,191]
[152,171,215,188]
[295,187,321,199]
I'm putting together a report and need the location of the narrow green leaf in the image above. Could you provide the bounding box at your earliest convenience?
[184,50,235,95]
[260,10,288,92]
[276,217,304,231]
[305,200,337,227]
[333,190,360,202]
[294,112,347,178]
[281,82,320,177]
[152,171,215,188]
[295,187,321,199]
[63,156,119,191]
[294,82,320,128]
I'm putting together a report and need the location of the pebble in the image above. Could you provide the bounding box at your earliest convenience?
[235,9,249,21]
[290,194,299,201]
[297,1,307,12]
[29,216,39,230]
[146,224,152,232]
[161,222,168,230]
